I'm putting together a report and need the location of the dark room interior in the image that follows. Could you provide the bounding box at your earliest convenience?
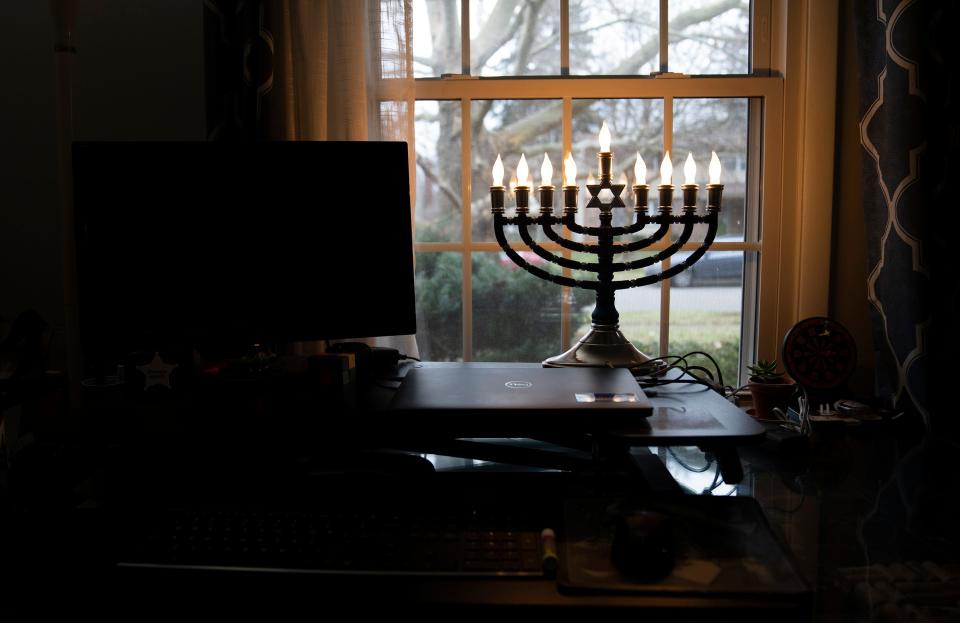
[2,0,959,618]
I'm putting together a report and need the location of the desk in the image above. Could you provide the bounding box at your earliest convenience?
[374,362,763,484]
[5,472,810,619]
[6,367,950,620]
[3,362,808,617]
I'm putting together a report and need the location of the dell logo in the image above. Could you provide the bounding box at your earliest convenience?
[505,380,533,389]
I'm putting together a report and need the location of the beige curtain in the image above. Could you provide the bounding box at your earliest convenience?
[273,0,418,357]
[270,0,414,142]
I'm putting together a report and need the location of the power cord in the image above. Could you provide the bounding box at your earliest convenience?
[631,351,731,396]
[667,447,714,473]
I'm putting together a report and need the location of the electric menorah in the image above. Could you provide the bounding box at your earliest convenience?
[490,122,724,369]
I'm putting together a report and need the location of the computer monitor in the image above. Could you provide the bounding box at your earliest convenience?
[72,140,416,376]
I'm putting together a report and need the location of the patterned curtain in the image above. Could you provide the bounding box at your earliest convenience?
[855,0,960,436]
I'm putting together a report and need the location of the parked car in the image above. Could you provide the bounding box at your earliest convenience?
[670,236,744,287]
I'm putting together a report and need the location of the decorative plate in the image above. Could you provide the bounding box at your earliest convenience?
[781,317,857,390]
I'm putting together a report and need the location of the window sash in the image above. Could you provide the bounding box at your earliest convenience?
[407,1,784,378]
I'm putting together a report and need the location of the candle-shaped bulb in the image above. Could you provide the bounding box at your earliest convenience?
[618,172,628,187]
[540,153,553,186]
[660,152,673,185]
[683,153,696,185]
[586,172,596,186]
[599,121,612,153]
[509,174,518,193]
[709,151,722,184]
[634,152,647,185]
[492,154,504,186]
[517,153,530,187]
[563,153,577,185]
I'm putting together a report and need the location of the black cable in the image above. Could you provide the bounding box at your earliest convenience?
[631,351,727,396]
[638,377,715,393]
[400,353,421,361]
[685,365,716,383]
[681,350,726,390]
[667,447,713,473]
[703,464,723,493]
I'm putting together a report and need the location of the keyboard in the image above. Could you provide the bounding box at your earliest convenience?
[835,561,960,619]
[116,505,548,576]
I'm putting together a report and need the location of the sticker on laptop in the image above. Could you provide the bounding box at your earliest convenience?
[575,392,639,403]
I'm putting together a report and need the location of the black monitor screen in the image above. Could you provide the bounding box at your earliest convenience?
[73,141,416,369]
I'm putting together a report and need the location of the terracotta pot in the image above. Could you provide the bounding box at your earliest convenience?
[748,381,796,419]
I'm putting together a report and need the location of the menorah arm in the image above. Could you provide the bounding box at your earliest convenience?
[496,214,565,227]
[494,214,602,290]
[565,210,655,237]
[517,217,596,271]
[612,212,719,276]
[541,217,671,255]
[532,222,666,273]
[614,217,720,289]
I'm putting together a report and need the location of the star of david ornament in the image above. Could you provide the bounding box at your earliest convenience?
[585,182,627,209]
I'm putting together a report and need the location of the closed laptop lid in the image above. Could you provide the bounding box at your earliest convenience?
[387,364,652,435]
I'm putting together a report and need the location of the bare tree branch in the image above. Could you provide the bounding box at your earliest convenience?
[485,0,744,147]
[513,0,546,73]
[425,0,459,75]
[471,0,527,72]
[417,153,461,207]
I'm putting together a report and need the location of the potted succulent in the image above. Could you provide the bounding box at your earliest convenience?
[746,359,796,419]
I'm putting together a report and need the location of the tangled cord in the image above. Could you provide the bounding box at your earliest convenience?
[631,351,740,399]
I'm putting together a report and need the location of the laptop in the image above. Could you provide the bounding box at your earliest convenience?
[387,364,653,435]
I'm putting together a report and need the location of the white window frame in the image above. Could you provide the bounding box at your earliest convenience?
[406,0,836,378]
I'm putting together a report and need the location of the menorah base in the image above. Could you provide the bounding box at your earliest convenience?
[543,324,664,370]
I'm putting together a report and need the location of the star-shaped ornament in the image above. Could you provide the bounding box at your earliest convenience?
[586,183,627,209]
[137,352,179,390]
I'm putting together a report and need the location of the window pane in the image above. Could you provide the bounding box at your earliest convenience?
[413,0,461,77]
[415,100,462,242]
[668,0,749,75]
[569,0,659,75]
[473,252,563,361]
[470,0,561,76]
[472,99,562,241]
[611,283,662,360]
[415,251,463,360]
[672,97,748,240]
[668,250,747,387]
[571,257,662,359]
[572,98,664,224]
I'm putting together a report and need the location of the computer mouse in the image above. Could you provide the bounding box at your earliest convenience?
[611,509,675,581]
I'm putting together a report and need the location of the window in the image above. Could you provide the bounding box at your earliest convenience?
[411,0,783,386]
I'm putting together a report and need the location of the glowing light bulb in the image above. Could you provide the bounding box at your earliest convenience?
[634,153,647,185]
[517,154,530,187]
[599,121,612,153]
[563,154,577,185]
[683,153,697,185]
[540,153,553,186]
[660,152,673,185]
[709,151,722,184]
[618,172,628,187]
[492,154,504,186]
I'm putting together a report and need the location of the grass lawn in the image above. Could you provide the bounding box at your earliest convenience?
[576,309,743,386]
